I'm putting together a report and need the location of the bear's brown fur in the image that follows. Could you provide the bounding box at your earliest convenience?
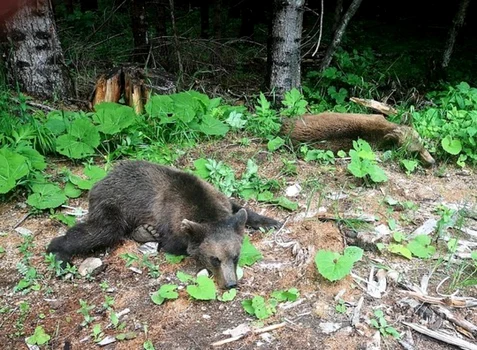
[281,113,435,166]
[47,160,280,289]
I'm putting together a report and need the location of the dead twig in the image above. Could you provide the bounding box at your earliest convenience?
[13,213,31,229]
[210,322,286,347]
[431,305,477,337]
[403,322,477,350]
[400,291,477,308]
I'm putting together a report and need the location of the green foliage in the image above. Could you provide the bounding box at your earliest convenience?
[315,246,364,282]
[239,236,262,267]
[165,253,186,264]
[407,235,436,259]
[69,164,107,190]
[26,183,67,209]
[93,103,137,135]
[347,139,388,184]
[335,299,347,314]
[26,326,50,345]
[0,148,29,194]
[55,117,100,159]
[400,159,419,174]
[218,288,237,302]
[370,310,401,339]
[413,82,477,165]
[300,145,335,164]
[281,88,308,116]
[242,296,278,320]
[267,136,285,151]
[151,284,179,305]
[270,288,300,302]
[92,324,104,343]
[246,93,281,139]
[77,299,95,326]
[176,271,195,283]
[186,275,217,300]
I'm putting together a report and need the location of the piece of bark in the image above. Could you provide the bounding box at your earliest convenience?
[403,322,477,350]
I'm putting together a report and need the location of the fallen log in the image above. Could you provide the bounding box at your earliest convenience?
[281,113,435,166]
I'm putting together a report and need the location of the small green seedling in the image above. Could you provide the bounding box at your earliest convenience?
[242,296,277,320]
[370,309,400,338]
[77,299,95,326]
[270,288,300,302]
[335,299,347,314]
[92,324,104,343]
[315,246,364,281]
[218,288,237,302]
[151,284,179,305]
[26,326,50,345]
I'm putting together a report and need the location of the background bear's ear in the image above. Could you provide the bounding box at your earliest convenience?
[181,219,205,243]
[233,208,247,233]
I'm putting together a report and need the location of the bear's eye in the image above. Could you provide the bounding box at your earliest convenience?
[210,256,221,266]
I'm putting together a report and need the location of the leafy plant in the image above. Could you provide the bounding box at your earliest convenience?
[315,246,364,281]
[347,139,388,184]
[77,299,95,326]
[239,236,262,267]
[281,88,308,116]
[165,253,186,264]
[151,284,179,305]
[370,309,401,338]
[176,271,195,283]
[407,235,436,259]
[26,183,67,209]
[246,93,281,139]
[218,288,237,302]
[92,324,104,343]
[270,288,300,302]
[242,296,278,320]
[186,275,217,300]
[335,299,347,314]
[0,147,29,194]
[300,145,335,164]
[26,326,50,345]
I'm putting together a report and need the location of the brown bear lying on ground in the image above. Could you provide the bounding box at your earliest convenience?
[47,160,281,289]
[282,113,435,166]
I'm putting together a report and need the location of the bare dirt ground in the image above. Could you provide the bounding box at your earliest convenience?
[1,139,476,350]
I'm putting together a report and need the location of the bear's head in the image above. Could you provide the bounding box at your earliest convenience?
[182,208,247,289]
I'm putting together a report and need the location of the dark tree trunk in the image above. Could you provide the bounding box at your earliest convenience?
[131,0,149,62]
[200,0,210,38]
[154,0,168,37]
[80,0,98,12]
[332,0,343,32]
[267,0,305,97]
[239,0,254,38]
[4,0,73,99]
[319,0,363,71]
[212,0,222,38]
[441,0,470,69]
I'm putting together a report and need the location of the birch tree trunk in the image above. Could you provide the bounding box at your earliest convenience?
[4,0,73,99]
[319,0,363,71]
[268,0,305,97]
[441,0,470,69]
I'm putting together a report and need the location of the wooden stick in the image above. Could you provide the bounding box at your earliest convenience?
[432,305,477,336]
[400,291,477,308]
[350,97,397,116]
[403,322,477,350]
[210,322,286,347]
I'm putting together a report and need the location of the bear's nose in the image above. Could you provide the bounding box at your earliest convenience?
[225,281,237,289]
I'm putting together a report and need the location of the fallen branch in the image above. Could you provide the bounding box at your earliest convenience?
[312,212,377,222]
[350,97,397,116]
[403,322,477,350]
[211,322,286,347]
[431,305,477,337]
[400,291,477,308]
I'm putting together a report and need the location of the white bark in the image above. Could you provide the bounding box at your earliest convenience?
[4,0,72,99]
[268,0,305,97]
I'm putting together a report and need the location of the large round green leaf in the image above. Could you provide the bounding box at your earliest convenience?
[55,118,100,159]
[0,148,29,194]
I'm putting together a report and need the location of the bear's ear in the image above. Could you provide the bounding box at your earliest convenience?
[232,208,247,234]
[181,219,206,243]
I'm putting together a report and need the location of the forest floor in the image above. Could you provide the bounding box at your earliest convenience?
[0,138,476,350]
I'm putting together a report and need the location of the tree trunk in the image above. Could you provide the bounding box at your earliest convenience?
[212,0,222,38]
[131,0,149,62]
[4,0,73,99]
[153,0,168,37]
[319,0,363,71]
[200,0,210,38]
[441,0,470,69]
[239,0,254,38]
[267,0,305,97]
[332,0,343,32]
[80,0,98,12]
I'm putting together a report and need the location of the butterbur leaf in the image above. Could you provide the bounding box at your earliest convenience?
[407,235,436,258]
[368,163,388,183]
[225,111,246,129]
[241,299,255,315]
[70,165,107,190]
[239,236,262,267]
[0,148,29,194]
[165,253,186,264]
[271,288,300,302]
[198,115,229,136]
[193,158,210,179]
[64,182,82,198]
[441,136,462,155]
[16,145,46,171]
[315,247,363,281]
[56,118,100,159]
[93,103,136,134]
[145,95,174,120]
[218,288,237,302]
[27,183,67,209]
[267,137,285,151]
[186,275,216,300]
[151,284,179,305]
